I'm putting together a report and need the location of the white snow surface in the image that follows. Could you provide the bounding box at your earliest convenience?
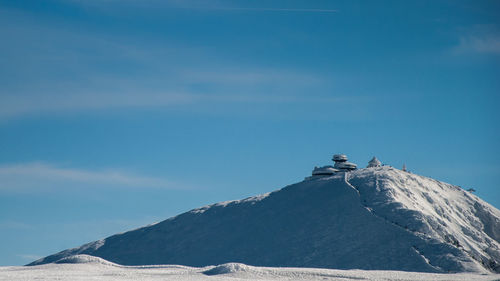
[2,255,499,281]
[29,167,500,273]
[190,192,272,214]
[347,167,500,272]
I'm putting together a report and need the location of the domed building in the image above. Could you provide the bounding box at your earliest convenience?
[309,154,358,178]
[332,154,357,171]
[367,156,381,168]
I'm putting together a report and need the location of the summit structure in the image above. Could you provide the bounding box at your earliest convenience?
[311,154,357,177]
[367,157,382,168]
[332,154,357,171]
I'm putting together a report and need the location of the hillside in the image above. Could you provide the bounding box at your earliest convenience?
[28,166,500,273]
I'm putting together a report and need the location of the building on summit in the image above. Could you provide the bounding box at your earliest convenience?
[311,166,339,176]
[332,154,357,171]
[311,154,358,177]
[367,157,381,168]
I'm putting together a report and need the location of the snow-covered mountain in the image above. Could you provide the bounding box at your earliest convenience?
[29,166,500,273]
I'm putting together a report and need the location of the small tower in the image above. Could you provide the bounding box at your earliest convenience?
[367,157,381,168]
[402,163,407,172]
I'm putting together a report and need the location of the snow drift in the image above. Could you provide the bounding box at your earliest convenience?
[54,254,118,266]
[29,166,500,273]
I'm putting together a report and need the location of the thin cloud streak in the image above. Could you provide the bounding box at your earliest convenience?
[178,69,322,85]
[64,1,338,13]
[0,92,197,119]
[0,163,191,191]
[0,87,366,120]
[206,7,338,13]
[16,254,42,261]
[0,61,374,122]
[0,221,32,230]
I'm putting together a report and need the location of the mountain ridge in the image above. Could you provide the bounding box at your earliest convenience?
[29,166,500,273]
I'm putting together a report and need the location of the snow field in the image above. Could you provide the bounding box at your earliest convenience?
[2,258,500,281]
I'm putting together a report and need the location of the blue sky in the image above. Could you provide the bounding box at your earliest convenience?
[0,0,499,266]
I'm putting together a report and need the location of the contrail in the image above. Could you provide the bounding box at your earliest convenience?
[206,7,338,13]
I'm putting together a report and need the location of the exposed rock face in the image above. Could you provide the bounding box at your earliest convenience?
[29,167,500,273]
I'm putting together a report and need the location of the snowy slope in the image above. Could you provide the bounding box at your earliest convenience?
[3,255,500,281]
[348,167,500,273]
[29,167,500,273]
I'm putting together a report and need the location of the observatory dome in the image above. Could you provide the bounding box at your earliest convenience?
[367,157,382,168]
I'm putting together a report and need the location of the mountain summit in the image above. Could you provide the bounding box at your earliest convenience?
[29,160,500,273]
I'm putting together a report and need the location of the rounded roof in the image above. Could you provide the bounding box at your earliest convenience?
[312,166,339,175]
[334,161,357,170]
[332,154,348,162]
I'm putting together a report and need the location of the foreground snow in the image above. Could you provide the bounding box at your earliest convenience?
[1,255,499,281]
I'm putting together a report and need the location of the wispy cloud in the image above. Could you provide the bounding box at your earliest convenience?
[0,163,190,191]
[0,4,355,121]
[16,254,42,261]
[0,88,369,120]
[0,65,359,120]
[0,92,197,119]
[0,11,348,120]
[0,221,32,230]
[454,35,500,55]
[452,26,500,55]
